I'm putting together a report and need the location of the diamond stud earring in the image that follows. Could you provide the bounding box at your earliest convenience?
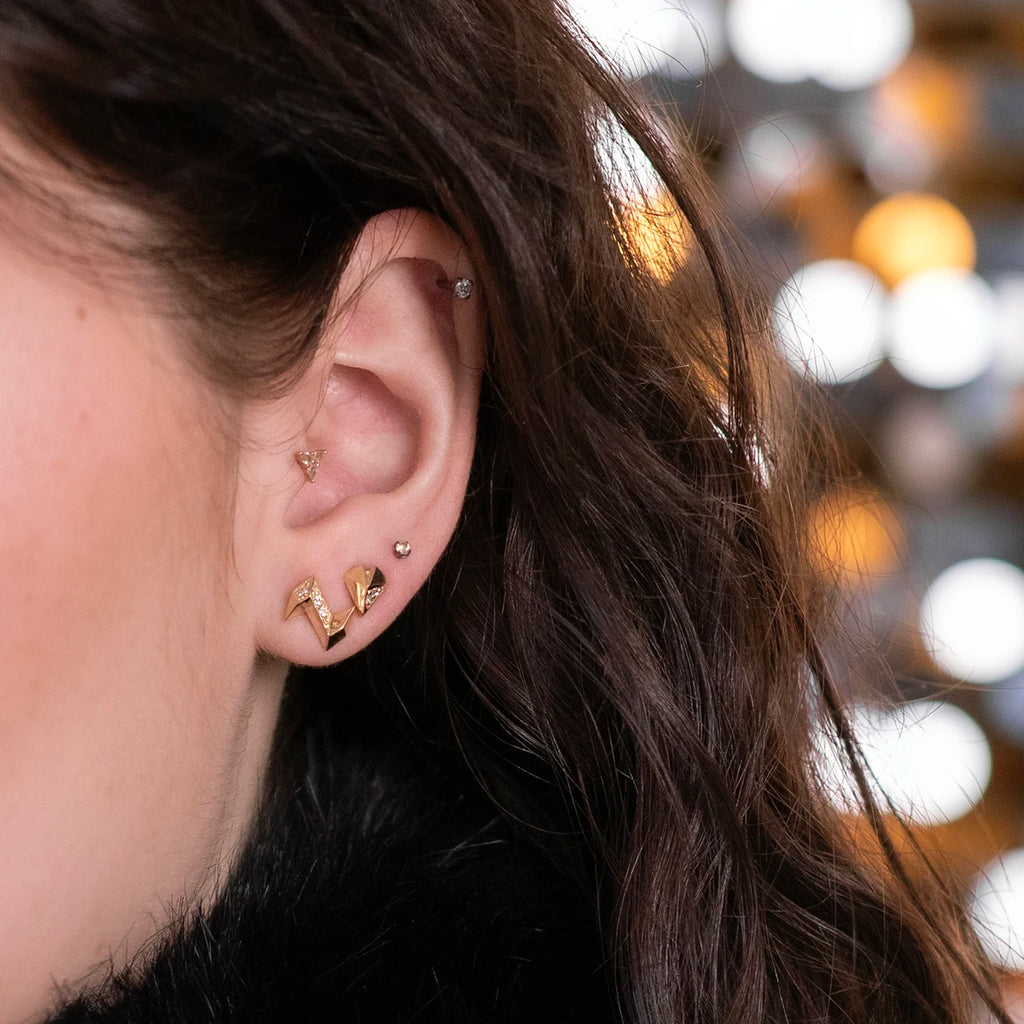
[294,449,326,484]
[393,540,412,559]
[452,278,473,300]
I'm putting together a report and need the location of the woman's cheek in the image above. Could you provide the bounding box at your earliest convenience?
[0,244,246,1020]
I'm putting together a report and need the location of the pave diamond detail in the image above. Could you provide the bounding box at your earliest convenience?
[285,576,349,651]
[294,449,326,484]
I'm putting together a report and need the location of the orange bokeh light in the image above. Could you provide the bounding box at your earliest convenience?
[875,54,976,158]
[852,192,976,289]
[810,488,903,585]
[622,192,692,283]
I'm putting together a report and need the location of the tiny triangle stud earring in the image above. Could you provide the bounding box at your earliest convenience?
[344,565,386,614]
[294,449,326,483]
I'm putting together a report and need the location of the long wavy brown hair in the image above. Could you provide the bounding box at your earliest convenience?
[0,1,1008,1021]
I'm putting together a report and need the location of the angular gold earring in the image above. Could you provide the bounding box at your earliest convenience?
[343,564,386,614]
[286,566,386,651]
[294,449,326,484]
[285,577,354,650]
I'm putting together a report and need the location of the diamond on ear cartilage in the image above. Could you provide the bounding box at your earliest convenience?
[294,449,326,484]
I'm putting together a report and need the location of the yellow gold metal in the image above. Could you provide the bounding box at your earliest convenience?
[285,576,354,650]
[294,449,326,483]
[343,565,386,614]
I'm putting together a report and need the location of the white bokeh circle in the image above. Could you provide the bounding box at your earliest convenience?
[592,112,664,203]
[565,0,726,79]
[726,0,912,90]
[888,268,996,389]
[816,700,992,827]
[774,260,886,385]
[739,116,824,200]
[971,848,1024,971]
[921,558,1024,684]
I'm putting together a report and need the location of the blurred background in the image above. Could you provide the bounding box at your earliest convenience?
[565,0,1024,1012]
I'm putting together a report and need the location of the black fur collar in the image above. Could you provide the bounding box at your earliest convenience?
[46,682,614,1023]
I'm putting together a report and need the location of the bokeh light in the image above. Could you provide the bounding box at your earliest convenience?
[725,0,809,85]
[862,56,975,192]
[853,193,976,289]
[621,192,692,283]
[995,275,1024,386]
[921,558,1024,684]
[850,105,936,195]
[971,848,1024,971]
[888,269,996,390]
[726,0,912,91]
[877,398,976,500]
[809,488,902,584]
[816,700,992,826]
[877,56,975,158]
[774,260,886,385]
[593,112,664,204]
[566,0,726,78]
[593,114,692,281]
[737,116,825,203]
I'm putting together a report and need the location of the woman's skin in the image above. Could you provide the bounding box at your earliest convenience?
[0,141,484,1022]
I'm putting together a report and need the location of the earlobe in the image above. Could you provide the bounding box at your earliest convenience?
[245,209,484,667]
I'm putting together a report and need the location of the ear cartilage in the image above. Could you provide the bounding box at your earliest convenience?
[285,577,353,650]
[452,277,473,300]
[294,449,326,484]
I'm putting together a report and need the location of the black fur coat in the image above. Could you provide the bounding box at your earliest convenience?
[47,681,614,1023]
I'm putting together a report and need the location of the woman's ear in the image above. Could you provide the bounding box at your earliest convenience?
[239,209,485,666]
